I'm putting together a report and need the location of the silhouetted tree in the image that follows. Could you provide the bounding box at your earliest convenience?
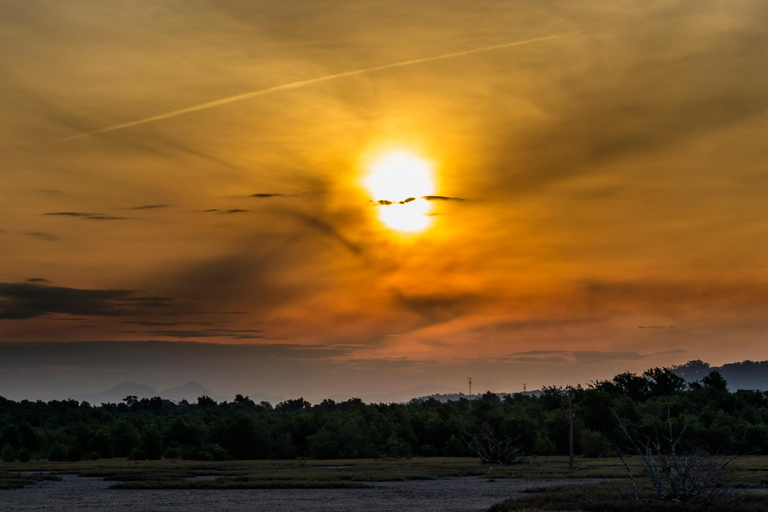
[645,367,688,396]
[702,370,729,391]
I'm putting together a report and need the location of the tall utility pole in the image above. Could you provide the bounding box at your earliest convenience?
[468,377,473,410]
[568,389,575,470]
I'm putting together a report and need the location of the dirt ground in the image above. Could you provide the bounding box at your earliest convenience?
[0,474,594,512]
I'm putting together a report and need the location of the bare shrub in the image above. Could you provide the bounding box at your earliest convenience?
[611,410,739,504]
[462,425,526,466]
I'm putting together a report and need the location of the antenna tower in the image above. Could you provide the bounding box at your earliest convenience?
[468,377,473,410]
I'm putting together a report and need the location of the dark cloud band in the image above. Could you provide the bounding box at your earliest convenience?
[0,281,173,320]
[43,212,126,220]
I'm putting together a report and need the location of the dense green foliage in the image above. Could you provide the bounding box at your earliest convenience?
[1,368,767,462]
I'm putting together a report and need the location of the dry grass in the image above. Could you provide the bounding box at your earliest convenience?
[491,482,768,512]
[1,456,767,492]
[0,471,60,489]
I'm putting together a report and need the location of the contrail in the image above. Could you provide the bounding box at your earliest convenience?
[59,31,583,143]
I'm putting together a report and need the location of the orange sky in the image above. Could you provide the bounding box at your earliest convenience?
[2,0,768,398]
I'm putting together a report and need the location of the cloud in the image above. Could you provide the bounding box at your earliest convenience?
[481,17,768,200]
[509,356,571,364]
[196,209,250,214]
[285,211,363,256]
[395,291,481,324]
[26,278,50,283]
[373,196,465,206]
[126,320,222,327]
[345,357,431,371]
[0,281,174,320]
[23,231,60,241]
[43,212,126,221]
[57,32,582,142]
[472,317,604,334]
[14,85,246,173]
[126,328,271,340]
[99,127,246,173]
[3,0,767,375]
[422,195,466,201]
[149,250,294,308]
[501,349,688,365]
[0,341,357,372]
[125,204,170,210]
[577,280,768,315]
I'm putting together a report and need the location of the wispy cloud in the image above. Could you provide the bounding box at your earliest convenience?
[125,204,170,210]
[23,231,60,241]
[43,212,127,221]
[422,195,465,201]
[373,196,466,206]
[57,32,583,142]
[195,209,250,214]
[126,320,223,327]
[500,349,688,365]
[125,328,271,340]
[0,281,174,320]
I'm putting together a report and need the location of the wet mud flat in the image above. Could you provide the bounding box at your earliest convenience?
[0,474,586,512]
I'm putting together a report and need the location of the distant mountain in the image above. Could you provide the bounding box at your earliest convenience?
[159,382,219,403]
[325,384,541,404]
[244,392,286,405]
[70,382,157,404]
[70,381,221,405]
[673,359,768,391]
[362,384,460,404]
[416,390,543,403]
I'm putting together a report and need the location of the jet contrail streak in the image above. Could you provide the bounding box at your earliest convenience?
[59,31,583,143]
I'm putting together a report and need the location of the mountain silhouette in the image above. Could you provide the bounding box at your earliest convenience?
[70,381,220,405]
[70,382,157,404]
[159,382,218,402]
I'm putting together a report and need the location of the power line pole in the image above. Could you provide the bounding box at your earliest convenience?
[468,377,473,410]
[568,388,574,470]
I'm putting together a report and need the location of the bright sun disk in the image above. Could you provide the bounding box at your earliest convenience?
[365,151,435,233]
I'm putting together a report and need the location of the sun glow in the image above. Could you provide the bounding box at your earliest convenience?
[365,151,435,233]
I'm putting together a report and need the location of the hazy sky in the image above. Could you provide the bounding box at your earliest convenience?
[2,0,768,400]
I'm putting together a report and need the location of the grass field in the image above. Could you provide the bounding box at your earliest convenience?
[0,471,60,490]
[2,456,768,510]
[489,482,768,512]
[0,456,635,489]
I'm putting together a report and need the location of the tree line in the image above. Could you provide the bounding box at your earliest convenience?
[1,367,767,462]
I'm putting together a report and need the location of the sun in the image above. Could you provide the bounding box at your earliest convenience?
[364,151,435,232]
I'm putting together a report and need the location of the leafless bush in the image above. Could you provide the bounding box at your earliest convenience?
[463,425,526,466]
[611,410,739,504]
